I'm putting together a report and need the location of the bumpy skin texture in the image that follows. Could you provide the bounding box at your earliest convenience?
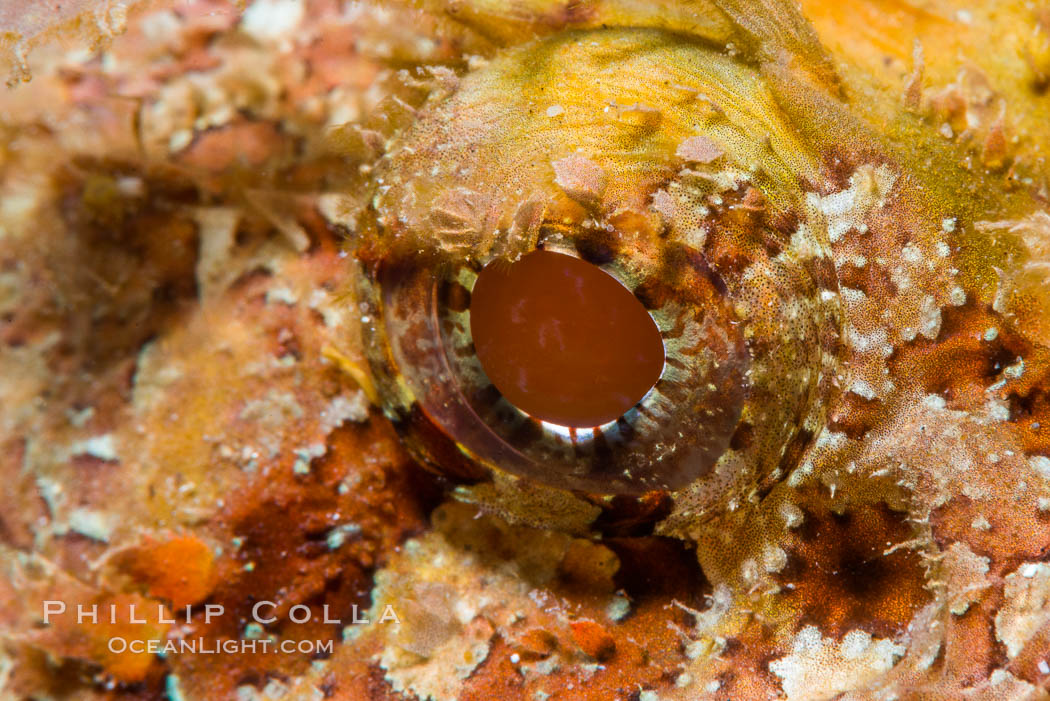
[1,1,1050,700]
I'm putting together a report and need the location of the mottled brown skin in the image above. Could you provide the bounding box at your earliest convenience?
[1,1,1050,700]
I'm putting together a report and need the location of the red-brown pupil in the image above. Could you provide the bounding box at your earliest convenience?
[469,249,665,428]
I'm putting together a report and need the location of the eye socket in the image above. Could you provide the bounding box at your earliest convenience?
[468,249,665,429]
[356,26,845,512]
[363,227,752,497]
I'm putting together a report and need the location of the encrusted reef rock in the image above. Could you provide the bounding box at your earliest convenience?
[1,1,1050,700]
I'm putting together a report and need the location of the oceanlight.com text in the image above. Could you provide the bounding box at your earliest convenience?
[107,637,336,655]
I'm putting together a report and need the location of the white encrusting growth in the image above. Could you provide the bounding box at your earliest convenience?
[769,626,904,700]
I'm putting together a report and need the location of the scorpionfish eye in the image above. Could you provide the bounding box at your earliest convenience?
[355,26,842,515]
